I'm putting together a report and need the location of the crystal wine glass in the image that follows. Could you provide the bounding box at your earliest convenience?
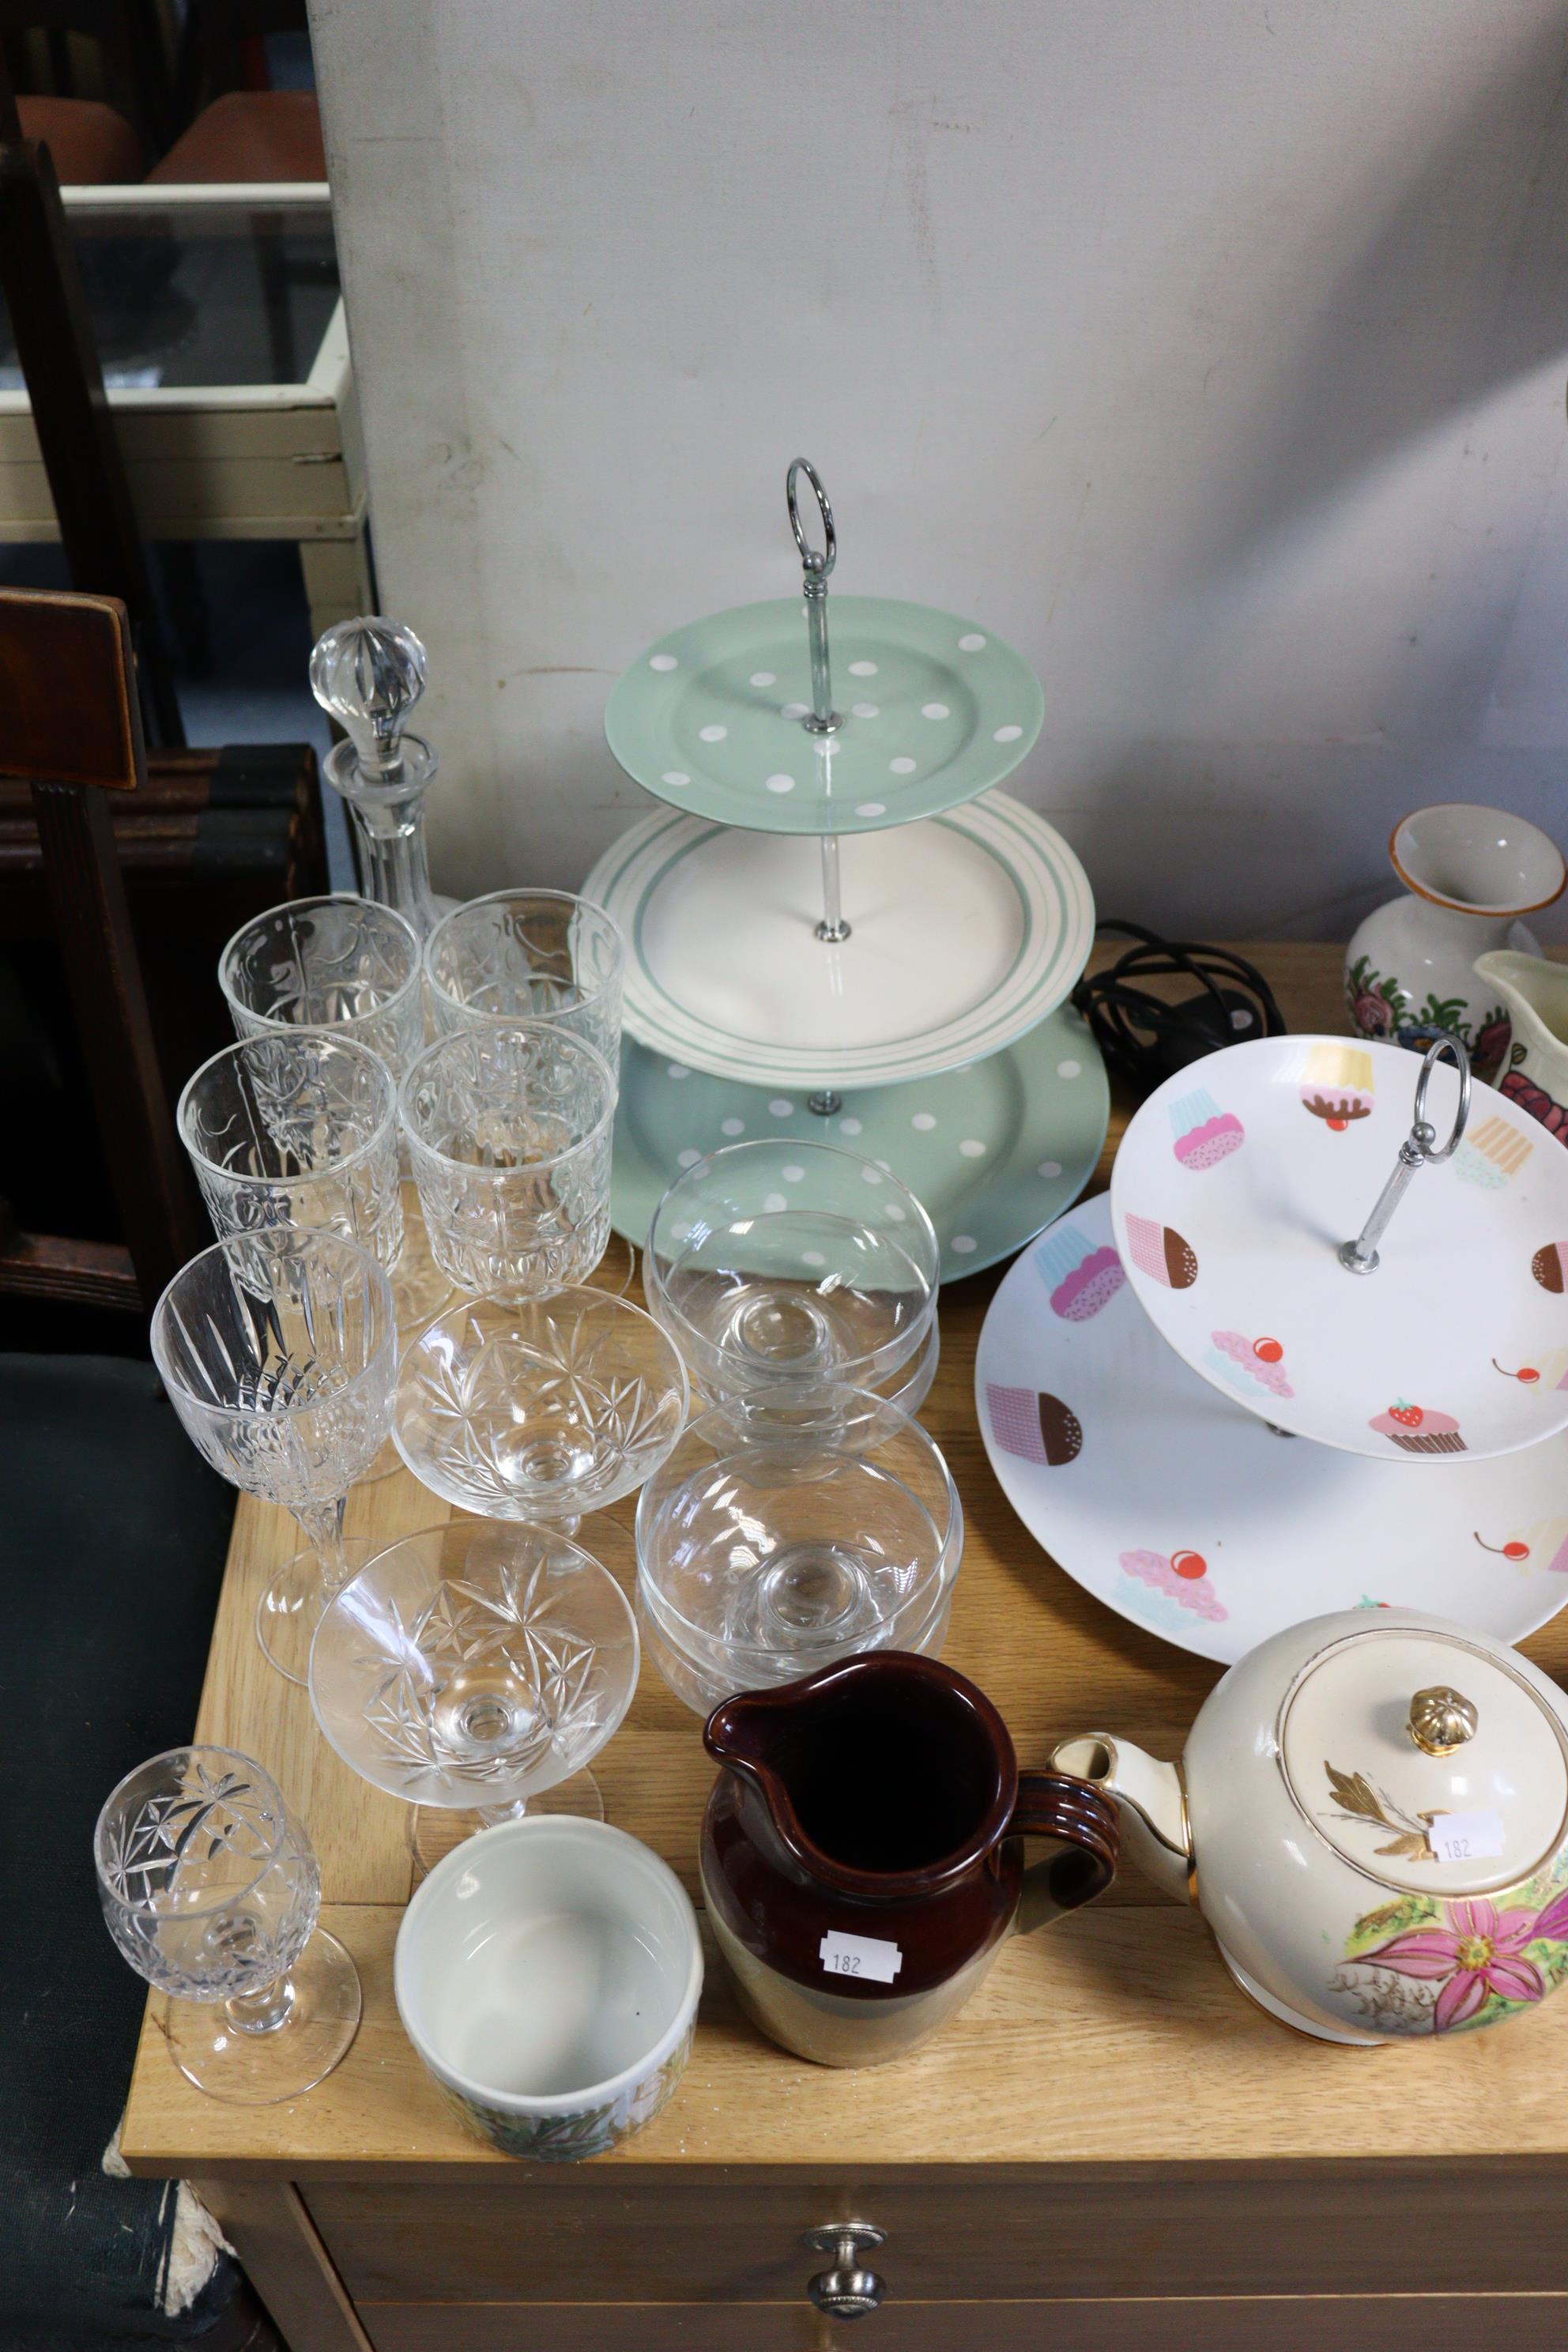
[309,1520,639,1866]
[393,1286,688,1532]
[644,1138,940,1417]
[399,1021,616,1295]
[151,1230,398,1686]
[95,1745,360,2103]
[219,894,425,1080]
[424,888,624,1066]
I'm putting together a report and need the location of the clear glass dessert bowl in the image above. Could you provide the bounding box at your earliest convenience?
[635,1391,962,1713]
[644,1140,940,1415]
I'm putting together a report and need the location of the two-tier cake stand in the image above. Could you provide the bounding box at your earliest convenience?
[585,462,1106,1276]
[978,1032,1568,1660]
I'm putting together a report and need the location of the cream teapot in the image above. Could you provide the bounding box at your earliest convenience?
[1052,1609,1568,2044]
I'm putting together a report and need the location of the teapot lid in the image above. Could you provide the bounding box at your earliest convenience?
[1279,1625,1568,1896]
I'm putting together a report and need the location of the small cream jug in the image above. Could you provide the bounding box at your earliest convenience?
[1053,1608,1568,2045]
[1473,951,1568,1144]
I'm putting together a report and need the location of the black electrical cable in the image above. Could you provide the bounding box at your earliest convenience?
[1070,922,1287,1094]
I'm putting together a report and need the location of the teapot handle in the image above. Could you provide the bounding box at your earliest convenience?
[1008,1772,1118,1936]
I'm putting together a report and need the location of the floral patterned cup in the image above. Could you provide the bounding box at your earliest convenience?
[394,1816,702,2160]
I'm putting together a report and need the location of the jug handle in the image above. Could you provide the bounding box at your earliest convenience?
[1009,1772,1118,1936]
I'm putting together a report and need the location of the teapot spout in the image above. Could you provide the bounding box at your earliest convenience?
[1050,1735,1192,1903]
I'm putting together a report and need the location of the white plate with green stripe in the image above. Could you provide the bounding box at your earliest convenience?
[609,1002,1108,1281]
[605,596,1045,834]
[582,790,1095,1091]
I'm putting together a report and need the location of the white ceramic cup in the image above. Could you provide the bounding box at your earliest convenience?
[394,1816,703,2161]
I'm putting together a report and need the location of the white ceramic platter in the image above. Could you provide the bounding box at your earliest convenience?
[977,1194,1568,1666]
[581,790,1095,1090]
[1110,1033,1568,1461]
[609,1000,1109,1282]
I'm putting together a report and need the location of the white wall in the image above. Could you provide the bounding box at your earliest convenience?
[307,0,1568,939]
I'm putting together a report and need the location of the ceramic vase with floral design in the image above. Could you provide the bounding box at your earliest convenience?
[1345,804,1564,1074]
[1054,1608,1568,2045]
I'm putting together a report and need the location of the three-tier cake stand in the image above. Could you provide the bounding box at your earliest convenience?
[586,462,1106,1276]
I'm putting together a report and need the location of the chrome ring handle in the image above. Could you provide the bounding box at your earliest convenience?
[786,457,837,580]
[804,2222,887,2320]
[1339,1032,1472,1275]
[1410,1031,1472,1163]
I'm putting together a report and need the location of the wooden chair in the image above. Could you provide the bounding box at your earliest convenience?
[0,587,205,1312]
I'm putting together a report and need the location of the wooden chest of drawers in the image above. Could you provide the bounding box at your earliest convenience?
[122,948,1568,2352]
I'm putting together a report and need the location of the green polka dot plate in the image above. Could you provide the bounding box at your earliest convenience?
[605,596,1045,835]
[609,1003,1108,1283]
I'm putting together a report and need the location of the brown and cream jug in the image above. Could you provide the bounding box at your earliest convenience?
[700,1652,1118,2067]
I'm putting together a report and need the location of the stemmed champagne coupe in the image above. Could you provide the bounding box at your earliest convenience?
[151,1229,398,1686]
[95,1746,360,2104]
[310,1519,640,1867]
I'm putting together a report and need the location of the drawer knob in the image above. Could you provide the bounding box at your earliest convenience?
[803,2222,888,2320]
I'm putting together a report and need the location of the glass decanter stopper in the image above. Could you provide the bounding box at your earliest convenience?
[311,616,456,940]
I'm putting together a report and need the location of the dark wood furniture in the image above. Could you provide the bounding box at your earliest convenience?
[0,586,204,1312]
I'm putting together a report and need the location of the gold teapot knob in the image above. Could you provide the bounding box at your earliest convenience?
[1408,1686,1478,1757]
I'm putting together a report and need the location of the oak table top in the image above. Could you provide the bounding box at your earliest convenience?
[120,943,1568,2181]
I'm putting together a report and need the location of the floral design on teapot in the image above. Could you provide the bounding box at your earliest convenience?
[1334,1864,1568,2036]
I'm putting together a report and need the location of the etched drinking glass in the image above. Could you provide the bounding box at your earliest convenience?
[177,1031,450,1340]
[178,1032,403,1265]
[399,1022,616,1295]
[393,1286,688,1531]
[151,1230,398,1686]
[309,1519,640,1867]
[644,1139,940,1418]
[218,894,424,1080]
[424,889,624,1067]
[95,1746,360,2103]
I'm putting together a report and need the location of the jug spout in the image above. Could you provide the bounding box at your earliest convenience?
[1474,950,1568,1052]
[1050,1735,1191,1902]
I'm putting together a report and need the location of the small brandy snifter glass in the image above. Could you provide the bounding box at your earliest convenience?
[95,1745,360,2104]
[424,888,624,1067]
[394,1286,688,1532]
[151,1229,398,1686]
[309,1520,639,1865]
[219,894,424,1081]
[399,1021,616,1296]
[644,1139,940,1420]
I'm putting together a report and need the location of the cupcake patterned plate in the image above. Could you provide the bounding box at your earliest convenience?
[605,597,1045,835]
[1110,1033,1568,1461]
[609,1001,1108,1282]
[977,1195,1568,1665]
[582,790,1095,1091]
